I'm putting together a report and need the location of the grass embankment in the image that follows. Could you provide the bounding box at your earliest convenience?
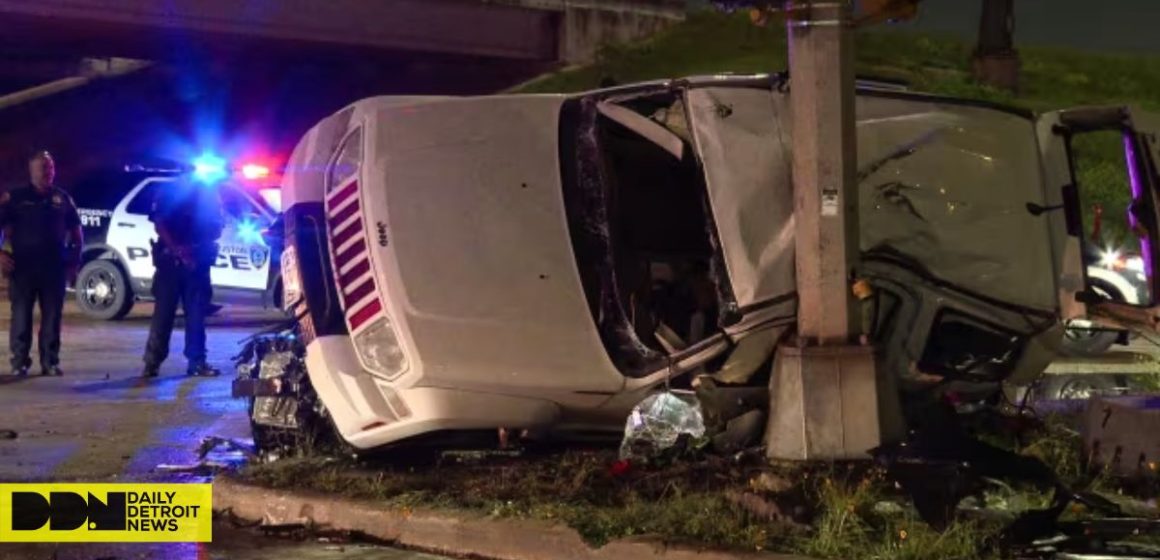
[517,10,1160,248]
[238,414,1158,559]
[241,449,996,559]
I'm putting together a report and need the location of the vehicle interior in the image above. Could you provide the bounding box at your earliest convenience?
[561,92,724,377]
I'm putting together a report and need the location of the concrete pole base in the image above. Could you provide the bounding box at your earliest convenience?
[765,344,882,461]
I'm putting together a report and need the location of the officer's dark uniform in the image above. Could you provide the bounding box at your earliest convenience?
[0,185,81,375]
[142,179,224,377]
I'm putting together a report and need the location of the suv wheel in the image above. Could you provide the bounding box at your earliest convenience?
[76,260,134,320]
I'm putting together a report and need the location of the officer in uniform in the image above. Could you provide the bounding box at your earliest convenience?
[141,173,224,378]
[0,151,82,376]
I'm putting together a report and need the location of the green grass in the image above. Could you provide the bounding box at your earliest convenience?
[240,451,793,551]
[515,10,1160,247]
[239,453,1000,558]
[516,11,1160,111]
[238,412,1160,559]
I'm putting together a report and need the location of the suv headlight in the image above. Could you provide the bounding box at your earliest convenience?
[353,316,409,379]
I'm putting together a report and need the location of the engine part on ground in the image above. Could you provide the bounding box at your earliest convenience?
[711,409,766,455]
[694,379,768,432]
[619,391,706,462]
[871,400,1160,558]
[872,402,1063,532]
[233,330,340,458]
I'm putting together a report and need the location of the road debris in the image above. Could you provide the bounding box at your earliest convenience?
[866,397,1160,558]
[198,436,257,461]
[0,429,17,439]
[157,436,257,474]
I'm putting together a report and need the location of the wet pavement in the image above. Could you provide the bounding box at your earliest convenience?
[0,522,452,559]
[0,302,449,559]
[0,303,269,483]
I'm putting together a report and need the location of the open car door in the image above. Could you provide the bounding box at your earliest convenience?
[1043,106,1160,333]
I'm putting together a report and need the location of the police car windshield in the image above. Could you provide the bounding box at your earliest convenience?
[217,180,276,219]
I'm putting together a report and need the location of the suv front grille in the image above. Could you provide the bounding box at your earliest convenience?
[326,179,383,331]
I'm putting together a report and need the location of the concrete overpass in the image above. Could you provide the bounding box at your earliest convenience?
[0,0,685,66]
[0,0,685,187]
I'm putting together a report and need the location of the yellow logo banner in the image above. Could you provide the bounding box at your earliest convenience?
[0,483,212,542]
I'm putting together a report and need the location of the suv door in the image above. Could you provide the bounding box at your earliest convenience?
[1041,107,1160,333]
[683,85,797,336]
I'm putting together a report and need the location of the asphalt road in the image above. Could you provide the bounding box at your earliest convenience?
[0,301,446,560]
[0,302,270,483]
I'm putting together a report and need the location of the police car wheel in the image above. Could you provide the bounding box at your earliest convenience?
[75,260,133,321]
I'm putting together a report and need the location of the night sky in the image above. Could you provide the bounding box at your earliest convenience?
[896,0,1160,53]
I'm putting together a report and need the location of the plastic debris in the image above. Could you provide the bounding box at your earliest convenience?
[156,436,257,475]
[197,436,257,461]
[619,391,706,461]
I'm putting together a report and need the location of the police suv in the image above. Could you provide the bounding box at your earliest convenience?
[69,164,282,320]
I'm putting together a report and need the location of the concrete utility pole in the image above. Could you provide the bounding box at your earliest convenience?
[766,0,884,461]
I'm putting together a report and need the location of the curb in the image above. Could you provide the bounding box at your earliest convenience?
[213,477,814,560]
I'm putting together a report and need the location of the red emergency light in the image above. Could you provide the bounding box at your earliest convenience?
[241,163,271,180]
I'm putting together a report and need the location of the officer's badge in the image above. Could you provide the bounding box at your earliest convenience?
[250,245,270,268]
[51,195,62,206]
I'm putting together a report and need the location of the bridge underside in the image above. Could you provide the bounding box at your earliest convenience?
[0,0,561,63]
[0,0,683,182]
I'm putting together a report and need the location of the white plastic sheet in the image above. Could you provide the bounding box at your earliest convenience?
[619,392,706,461]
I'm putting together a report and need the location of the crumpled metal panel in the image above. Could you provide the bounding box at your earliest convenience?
[252,351,299,429]
[686,87,797,311]
[855,98,1057,310]
[685,88,1056,317]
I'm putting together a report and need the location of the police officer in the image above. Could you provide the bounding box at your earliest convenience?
[0,151,83,376]
[141,173,224,378]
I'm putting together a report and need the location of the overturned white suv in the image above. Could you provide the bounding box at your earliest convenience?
[235,75,1160,454]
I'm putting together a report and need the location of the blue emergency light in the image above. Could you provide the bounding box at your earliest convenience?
[192,153,229,184]
[237,220,265,245]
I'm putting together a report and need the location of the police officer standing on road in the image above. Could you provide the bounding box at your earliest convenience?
[141,173,224,378]
[0,151,83,376]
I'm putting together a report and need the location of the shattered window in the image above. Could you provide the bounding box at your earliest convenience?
[596,95,718,352]
[559,92,725,376]
[328,128,362,191]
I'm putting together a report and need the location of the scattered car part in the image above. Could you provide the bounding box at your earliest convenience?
[233,330,340,457]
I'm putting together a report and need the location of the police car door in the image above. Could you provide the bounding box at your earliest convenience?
[106,177,169,284]
[212,184,274,290]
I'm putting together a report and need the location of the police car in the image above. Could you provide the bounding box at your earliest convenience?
[69,160,283,320]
